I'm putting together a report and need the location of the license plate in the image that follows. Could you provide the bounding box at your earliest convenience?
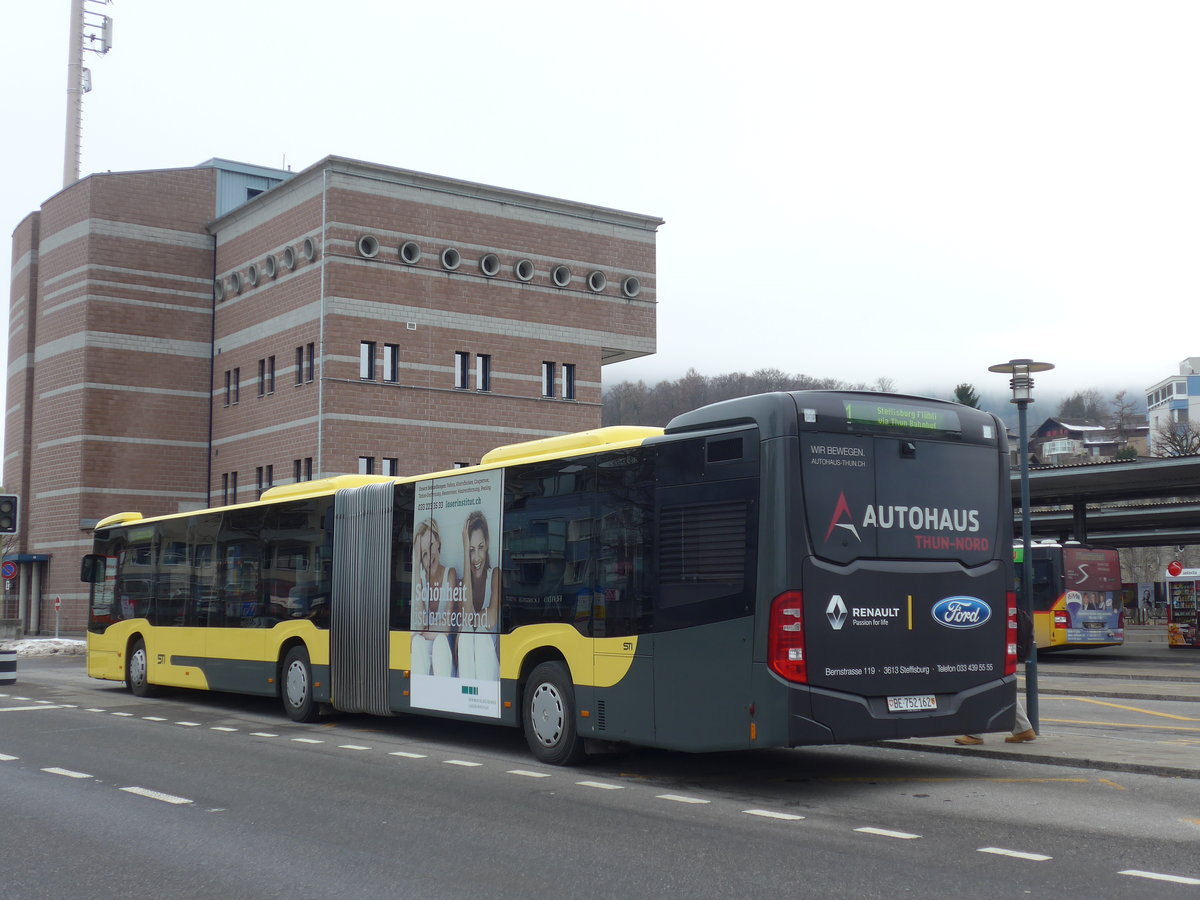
[887,694,937,712]
[1083,622,1102,629]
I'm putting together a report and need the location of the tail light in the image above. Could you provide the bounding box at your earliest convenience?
[1053,611,1068,629]
[1117,609,1125,630]
[1005,590,1018,676]
[768,591,807,683]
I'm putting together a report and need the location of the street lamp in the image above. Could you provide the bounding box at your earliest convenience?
[987,358,1054,733]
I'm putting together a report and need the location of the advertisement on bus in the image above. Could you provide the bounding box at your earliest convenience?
[410,470,504,718]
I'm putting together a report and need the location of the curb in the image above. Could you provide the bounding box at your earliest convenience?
[875,740,1199,780]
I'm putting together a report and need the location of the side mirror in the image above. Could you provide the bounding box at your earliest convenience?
[80,554,106,584]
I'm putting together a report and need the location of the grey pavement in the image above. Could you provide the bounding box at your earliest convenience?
[882,625,1200,779]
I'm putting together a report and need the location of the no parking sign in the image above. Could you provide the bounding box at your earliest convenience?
[1,561,16,580]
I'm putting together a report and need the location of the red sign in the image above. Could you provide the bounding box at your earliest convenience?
[1168,560,1184,577]
[54,596,61,611]
[1,561,15,580]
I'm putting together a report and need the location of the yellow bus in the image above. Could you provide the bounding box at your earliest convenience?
[83,390,1019,764]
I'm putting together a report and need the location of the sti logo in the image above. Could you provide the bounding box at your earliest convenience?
[824,492,860,543]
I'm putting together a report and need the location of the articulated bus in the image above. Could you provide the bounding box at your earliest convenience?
[83,391,1018,764]
[1017,542,1124,651]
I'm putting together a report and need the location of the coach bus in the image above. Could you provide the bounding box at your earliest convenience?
[82,390,1018,764]
[1016,541,1124,651]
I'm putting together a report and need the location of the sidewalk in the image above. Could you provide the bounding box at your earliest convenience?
[882,646,1200,780]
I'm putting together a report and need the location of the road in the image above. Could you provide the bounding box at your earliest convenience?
[1,652,1197,899]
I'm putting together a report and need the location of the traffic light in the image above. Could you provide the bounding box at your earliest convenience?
[0,495,18,534]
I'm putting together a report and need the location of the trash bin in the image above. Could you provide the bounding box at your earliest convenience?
[0,647,15,685]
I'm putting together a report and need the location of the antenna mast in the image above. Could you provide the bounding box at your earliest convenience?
[63,0,113,187]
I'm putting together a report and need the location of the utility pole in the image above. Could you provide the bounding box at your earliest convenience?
[63,0,113,188]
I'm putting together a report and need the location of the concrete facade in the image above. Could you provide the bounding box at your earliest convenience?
[5,156,660,633]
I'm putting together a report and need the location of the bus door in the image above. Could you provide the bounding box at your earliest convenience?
[651,429,760,751]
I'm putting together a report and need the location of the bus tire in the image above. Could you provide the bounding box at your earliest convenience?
[282,645,319,723]
[126,637,156,697]
[523,661,585,766]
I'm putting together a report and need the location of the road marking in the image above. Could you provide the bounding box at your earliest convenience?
[1097,778,1127,791]
[389,751,426,759]
[577,780,624,790]
[42,767,92,779]
[445,760,482,767]
[508,769,552,778]
[250,732,278,738]
[121,786,193,805]
[977,847,1051,861]
[0,705,65,712]
[175,721,201,727]
[0,753,18,761]
[142,716,167,722]
[85,708,106,712]
[657,794,710,805]
[856,827,921,840]
[744,809,804,821]
[1063,697,1199,721]
[111,712,133,717]
[339,744,371,751]
[211,726,237,732]
[1119,869,1200,885]
[291,737,323,744]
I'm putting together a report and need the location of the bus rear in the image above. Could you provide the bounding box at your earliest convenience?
[1023,543,1124,650]
[741,392,1017,744]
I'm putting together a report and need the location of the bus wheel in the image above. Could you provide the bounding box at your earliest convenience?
[282,646,319,723]
[523,661,584,766]
[126,638,156,697]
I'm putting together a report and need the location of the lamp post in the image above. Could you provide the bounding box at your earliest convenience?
[987,358,1054,733]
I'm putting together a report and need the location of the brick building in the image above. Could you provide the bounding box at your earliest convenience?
[5,156,660,634]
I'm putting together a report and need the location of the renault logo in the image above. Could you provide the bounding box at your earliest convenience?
[826,595,848,630]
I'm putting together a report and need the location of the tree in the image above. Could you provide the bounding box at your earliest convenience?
[1057,389,1104,421]
[953,383,981,408]
[1153,422,1200,457]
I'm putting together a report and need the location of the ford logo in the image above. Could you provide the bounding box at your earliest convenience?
[931,596,991,629]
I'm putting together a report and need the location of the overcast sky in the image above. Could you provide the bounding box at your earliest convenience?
[6,1,1199,437]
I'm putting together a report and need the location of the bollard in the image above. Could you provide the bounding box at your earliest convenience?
[0,646,15,685]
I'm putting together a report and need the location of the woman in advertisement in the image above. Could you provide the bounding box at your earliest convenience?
[411,518,457,677]
[457,510,501,680]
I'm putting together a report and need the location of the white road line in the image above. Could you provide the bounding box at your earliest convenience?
[508,769,552,778]
[211,726,237,732]
[0,753,18,761]
[291,737,323,744]
[250,732,278,738]
[1119,869,1200,886]
[42,767,92,779]
[111,712,133,717]
[389,751,426,759]
[444,760,482,767]
[175,721,201,727]
[338,744,371,751]
[85,708,106,712]
[0,705,64,712]
[856,827,921,840]
[121,786,193,805]
[744,809,805,821]
[142,716,167,722]
[36,699,54,705]
[577,780,624,790]
[657,794,710,805]
[978,847,1052,861]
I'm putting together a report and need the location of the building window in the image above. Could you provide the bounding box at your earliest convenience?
[563,363,576,401]
[453,462,470,469]
[233,368,240,404]
[224,370,231,406]
[230,471,238,503]
[358,456,375,475]
[360,341,376,380]
[304,457,313,481]
[383,344,399,383]
[295,346,304,385]
[293,459,302,483]
[221,473,229,504]
[476,354,491,392]
[542,362,556,398]
[256,466,264,498]
[306,343,315,382]
[454,351,470,390]
[267,356,276,394]
[266,464,274,490]
[258,360,266,397]
[383,458,399,476]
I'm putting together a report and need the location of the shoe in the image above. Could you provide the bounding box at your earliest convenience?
[954,735,984,745]
[1004,729,1037,743]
